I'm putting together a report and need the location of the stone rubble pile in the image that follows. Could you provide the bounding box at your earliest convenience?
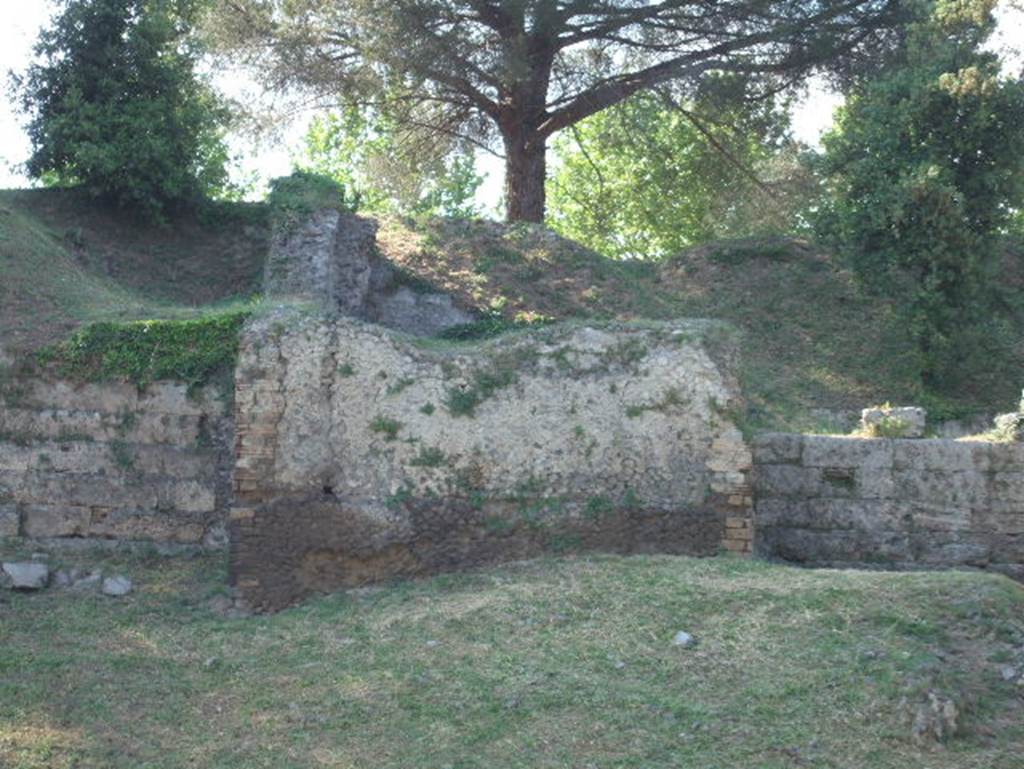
[1,559,132,596]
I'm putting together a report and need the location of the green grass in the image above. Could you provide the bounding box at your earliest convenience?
[0,188,266,356]
[380,219,1024,428]
[3,188,1023,427]
[1,552,1021,769]
[38,310,251,393]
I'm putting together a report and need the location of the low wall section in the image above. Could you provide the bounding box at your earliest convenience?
[0,377,233,546]
[230,313,753,610]
[753,433,1024,580]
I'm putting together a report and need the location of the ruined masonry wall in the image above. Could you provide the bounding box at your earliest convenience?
[0,379,233,546]
[753,433,1024,580]
[231,312,753,610]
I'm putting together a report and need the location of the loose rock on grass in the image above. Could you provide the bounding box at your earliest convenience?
[2,561,49,590]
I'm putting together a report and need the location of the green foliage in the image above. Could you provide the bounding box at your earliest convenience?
[444,349,535,417]
[813,0,1024,388]
[386,377,416,396]
[861,415,914,439]
[409,446,447,468]
[38,310,249,392]
[266,171,358,230]
[298,105,482,218]
[369,415,403,441]
[547,77,792,259]
[437,311,555,342]
[12,0,233,219]
[109,439,136,471]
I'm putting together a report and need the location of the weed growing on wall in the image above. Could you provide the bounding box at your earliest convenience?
[370,415,403,441]
[444,346,539,417]
[38,310,250,394]
[438,310,554,342]
[267,171,358,233]
[409,446,447,468]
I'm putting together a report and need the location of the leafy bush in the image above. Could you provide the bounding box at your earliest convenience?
[12,0,233,220]
[39,311,250,393]
[266,171,359,232]
[813,2,1024,388]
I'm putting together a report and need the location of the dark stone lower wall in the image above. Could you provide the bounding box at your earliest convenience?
[230,494,727,612]
[752,434,1024,581]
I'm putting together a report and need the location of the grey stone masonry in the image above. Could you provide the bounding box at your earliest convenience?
[0,377,234,546]
[753,433,1023,581]
[263,209,473,335]
[230,311,754,610]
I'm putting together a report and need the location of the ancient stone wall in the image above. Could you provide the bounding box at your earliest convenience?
[753,433,1023,580]
[0,377,233,547]
[230,312,753,610]
[264,209,473,335]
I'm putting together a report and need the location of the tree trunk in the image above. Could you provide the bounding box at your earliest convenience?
[503,131,547,223]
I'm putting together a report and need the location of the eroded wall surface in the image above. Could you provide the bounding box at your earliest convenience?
[264,209,473,335]
[230,312,753,610]
[753,433,1024,580]
[0,378,233,546]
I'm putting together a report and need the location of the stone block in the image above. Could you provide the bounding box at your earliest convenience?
[758,525,911,564]
[905,502,972,532]
[2,561,49,589]
[751,433,804,464]
[138,382,216,416]
[856,468,895,500]
[84,507,206,544]
[892,469,988,509]
[908,531,991,566]
[22,504,92,538]
[802,435,893,470]
[892,439,990,473]
[753,464,822,498]
[754,498,796,528]
[989,442,1024,472]
[972,505,1024,534]
[860,406,927,438]
[0,504,19,536]
[0,444,32,472]
[370,287,474,337]
[990,472,1024,502]
[26,380,138,412]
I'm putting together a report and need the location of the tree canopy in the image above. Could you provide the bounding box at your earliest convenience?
[298,106,483,218]
[813,0,1024,388]
[210,0,907,222]
[547,74,793,259]
[13,0,232,219]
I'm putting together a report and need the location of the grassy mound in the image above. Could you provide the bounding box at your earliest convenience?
[1,550,1021,768]
[379,219,1023,427]
[2,188,1020,425]
[0,189,266,355]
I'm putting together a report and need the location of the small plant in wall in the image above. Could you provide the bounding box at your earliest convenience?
[864,415,912,439]
[370,415,403,441]
[409,446,447,468]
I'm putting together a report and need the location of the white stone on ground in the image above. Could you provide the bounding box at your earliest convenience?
[2,561,49,590]
[101,575,133,597]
